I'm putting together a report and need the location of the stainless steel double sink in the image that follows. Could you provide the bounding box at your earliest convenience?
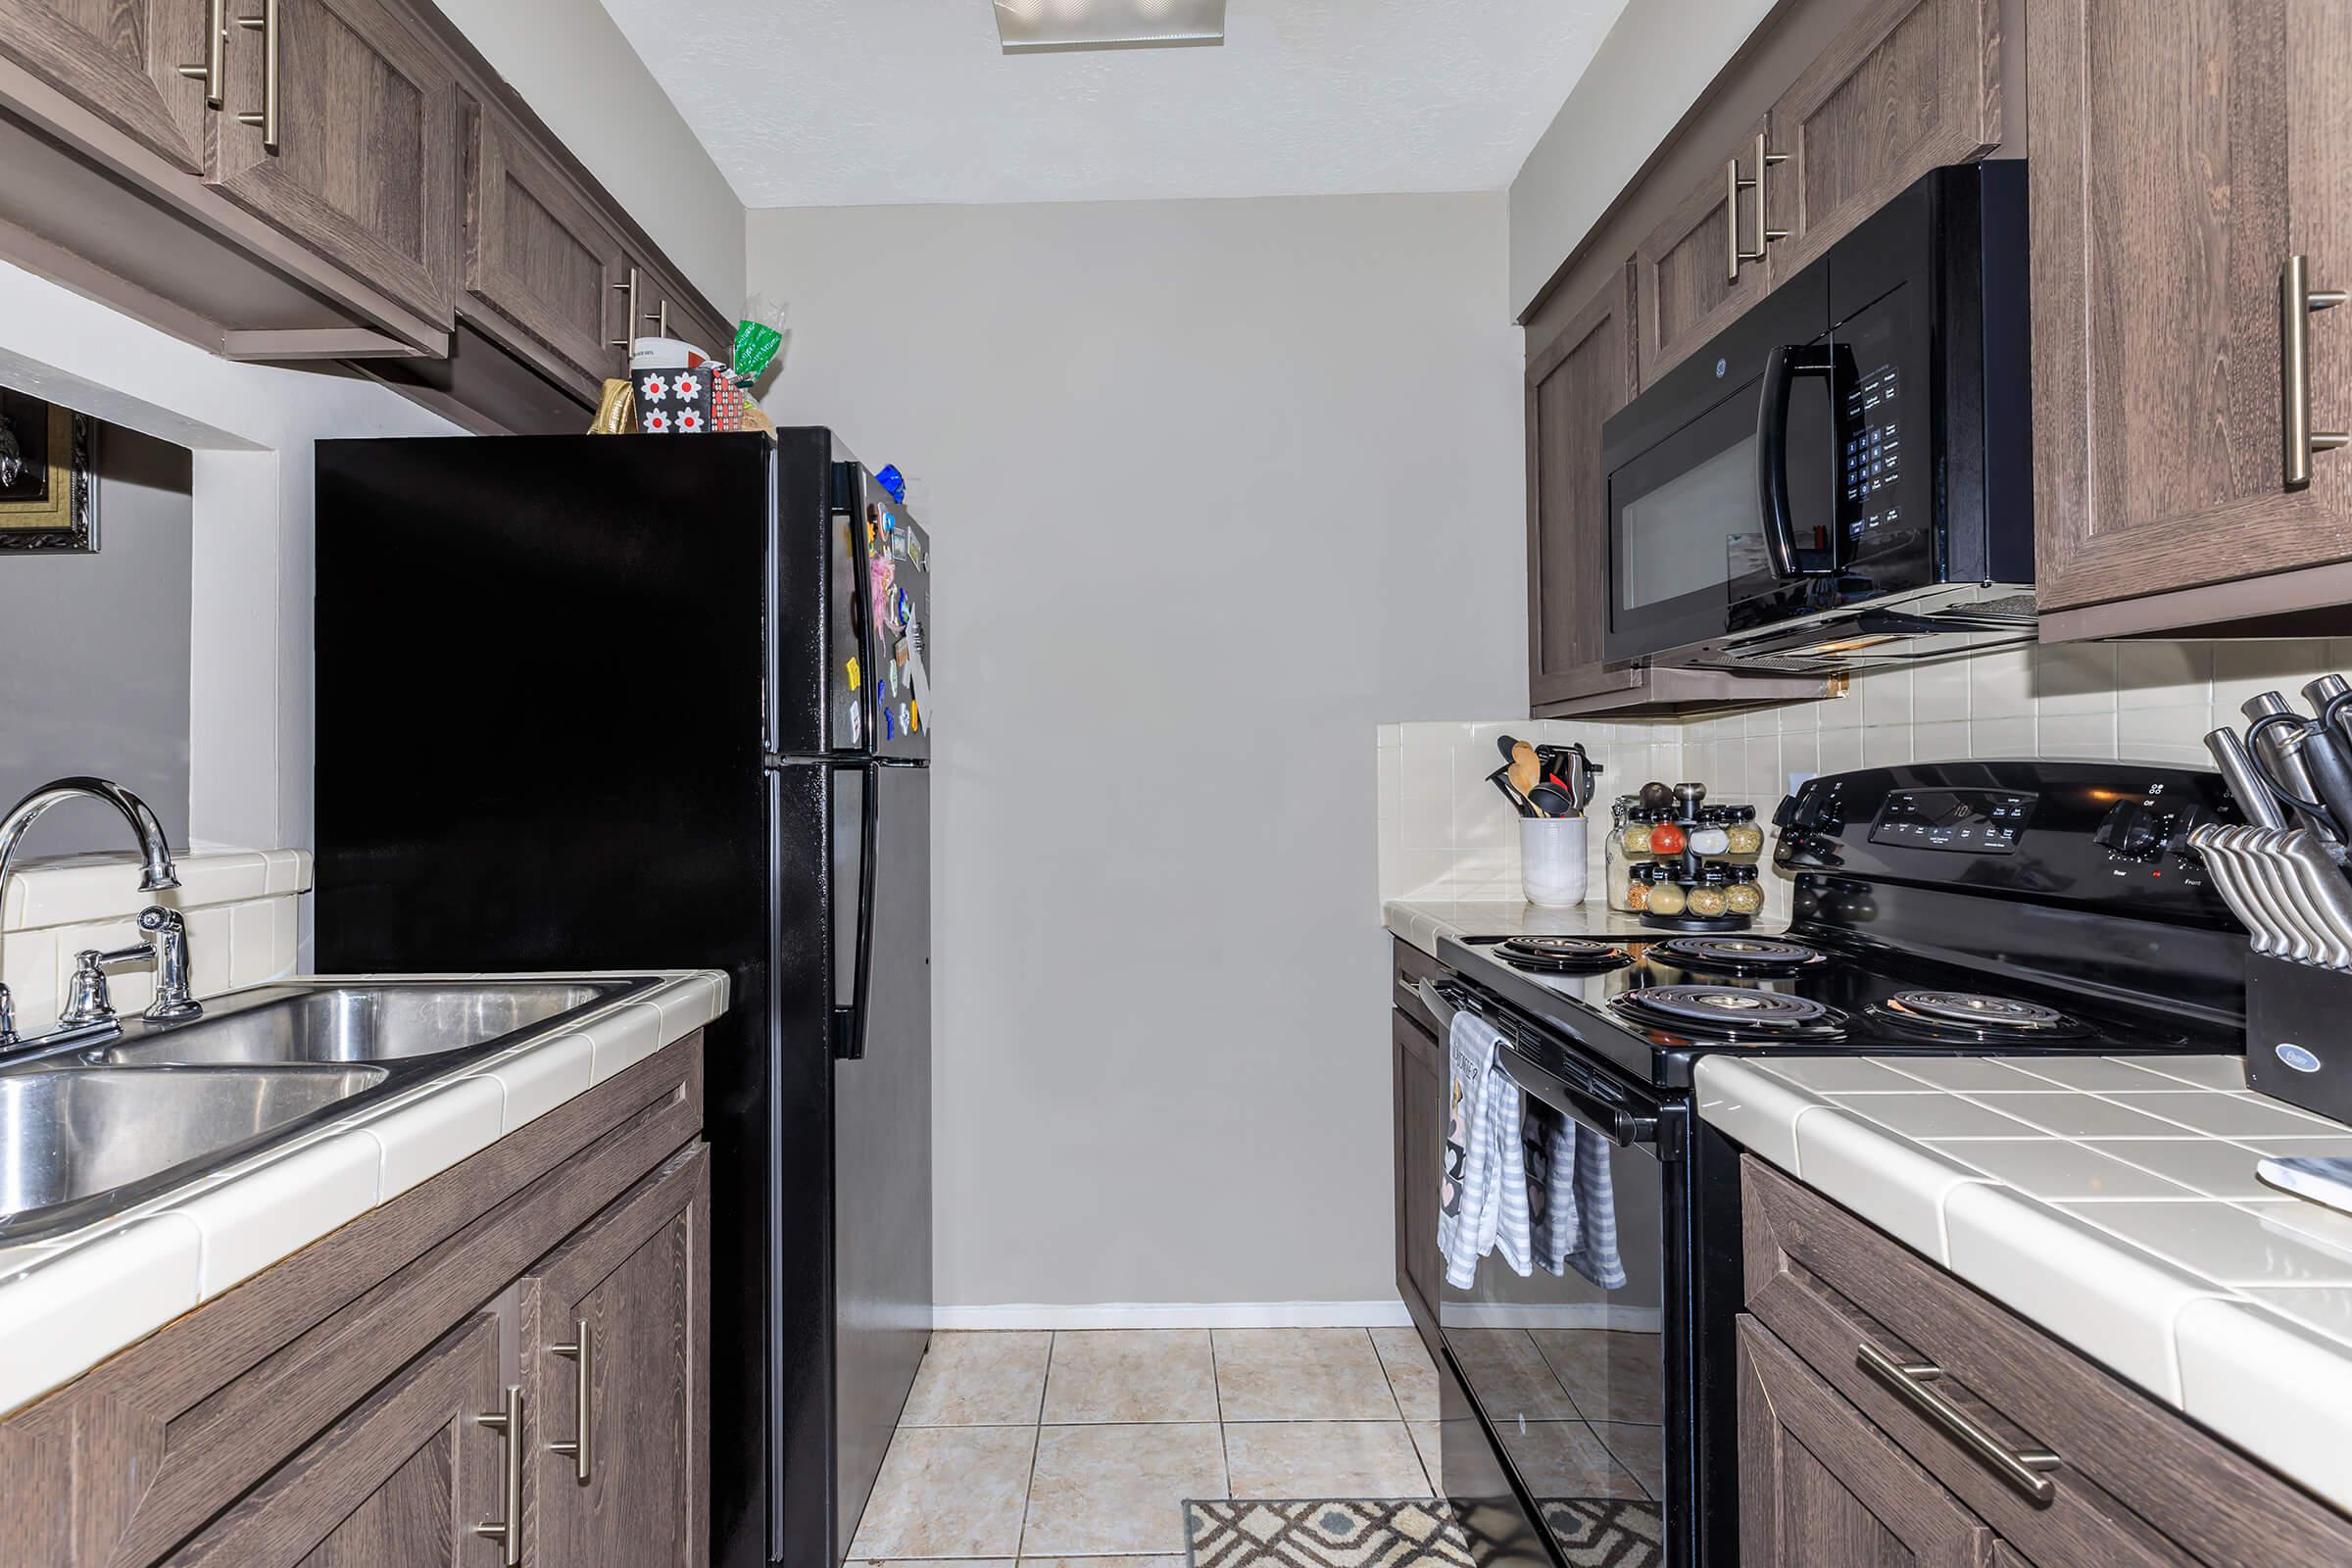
[0,976,657,1245]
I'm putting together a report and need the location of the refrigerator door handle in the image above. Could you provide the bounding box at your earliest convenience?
[832,760,880,1060]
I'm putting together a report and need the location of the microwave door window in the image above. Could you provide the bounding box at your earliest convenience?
[1621,439,1753,613]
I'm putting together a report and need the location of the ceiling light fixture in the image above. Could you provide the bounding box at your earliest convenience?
[993,0,1225,54]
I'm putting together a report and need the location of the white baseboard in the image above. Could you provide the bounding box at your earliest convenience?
[932,1299,1415,1331]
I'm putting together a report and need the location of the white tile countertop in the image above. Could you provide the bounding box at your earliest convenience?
[0,966,728,1419]
[1384,897,1730,957]
[1697,1051,2352,1508]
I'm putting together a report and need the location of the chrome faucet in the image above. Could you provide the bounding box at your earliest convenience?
[0,777,200,1053]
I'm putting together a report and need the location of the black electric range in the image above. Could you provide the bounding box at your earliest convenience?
[1420,760,2251,1568]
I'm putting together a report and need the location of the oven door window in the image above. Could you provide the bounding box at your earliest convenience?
[1440,1073,1667,1558]
[1605,356,1838,662]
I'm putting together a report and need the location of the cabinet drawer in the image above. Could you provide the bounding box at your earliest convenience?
[1736,1312,1990,1568]
[1392,937,1447,1039]
[1742,1156,2352,1566]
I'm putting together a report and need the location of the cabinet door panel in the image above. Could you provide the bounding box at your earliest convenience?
[464,100,622,387]
[2033,0,2352,609]
[1393,1007,1443,1337]
[3,0,211,169]
[1765,0,2001,274]
[522,1143,710,1568]
[209,0,457,321]
[165,1314,504,1568]
[1527,267,1638,708]
[1633,119,1770,382]
[1738,1315,1991,1568]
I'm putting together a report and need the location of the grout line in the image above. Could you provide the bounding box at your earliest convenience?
[1207,1326,1231,1499]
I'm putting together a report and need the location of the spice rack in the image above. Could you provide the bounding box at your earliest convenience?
[1605,782,1766,930]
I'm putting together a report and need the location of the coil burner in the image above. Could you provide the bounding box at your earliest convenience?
[1645,935,1825,976]
[1874,991,2087,1041]
[1610,985,1846,1042]
[1491,936,1635,975]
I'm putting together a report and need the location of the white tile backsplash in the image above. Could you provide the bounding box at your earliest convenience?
[0,849,310,1026]
[1380,638,2351,906]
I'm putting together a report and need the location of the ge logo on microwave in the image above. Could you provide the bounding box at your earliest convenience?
[1715,358,1728,377]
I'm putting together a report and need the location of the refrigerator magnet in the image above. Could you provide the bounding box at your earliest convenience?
[899,703,910,736]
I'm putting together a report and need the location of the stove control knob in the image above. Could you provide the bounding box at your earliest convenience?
[2094,801,2162,858]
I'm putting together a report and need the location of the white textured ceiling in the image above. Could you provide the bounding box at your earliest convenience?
[595,0,1631,208]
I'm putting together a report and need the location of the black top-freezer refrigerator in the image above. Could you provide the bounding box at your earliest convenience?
[312,428,933,1568]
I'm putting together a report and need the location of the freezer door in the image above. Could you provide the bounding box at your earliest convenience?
[845,464,933,762]
[830,760,933,1551]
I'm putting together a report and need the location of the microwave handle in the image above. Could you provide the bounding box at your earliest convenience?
[1757,342,1841,579]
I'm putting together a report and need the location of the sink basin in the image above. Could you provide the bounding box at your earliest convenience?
[0,975,655,1244]
[89,981,623,1068]
[0,1065,386,1227]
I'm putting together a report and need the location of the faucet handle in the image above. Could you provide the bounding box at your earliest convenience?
[61,943,147,1028]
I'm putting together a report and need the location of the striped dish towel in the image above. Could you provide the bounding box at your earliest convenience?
[1438,1006,1534,1288]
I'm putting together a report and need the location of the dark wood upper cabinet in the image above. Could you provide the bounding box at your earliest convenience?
[167,1313,506,1568]
[207,0,459,323]
[464,97,626,395]
[522,1144,710,1568]
[1528,266,1640,707]
[1632,119,1772,384]
[1737,1313,1993,1568]
[1761,0,2002,277]
[2032,0,2352,621]
[1,0,212,171]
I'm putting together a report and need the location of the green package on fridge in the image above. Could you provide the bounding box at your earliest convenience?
[735,319,784,381]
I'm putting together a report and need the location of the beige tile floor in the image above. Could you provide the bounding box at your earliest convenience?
[847,1326,1447,1565]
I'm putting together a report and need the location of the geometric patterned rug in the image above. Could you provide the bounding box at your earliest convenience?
[1538,1499,1665,1566]
[1185,1498,1663,1568]
[1186,1500,1474,1568]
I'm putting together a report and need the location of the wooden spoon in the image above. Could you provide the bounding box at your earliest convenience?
[1508,742,1542,799]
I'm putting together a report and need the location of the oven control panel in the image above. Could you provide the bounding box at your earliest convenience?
[1776,761,2241,925]
[1867,788,2035,854]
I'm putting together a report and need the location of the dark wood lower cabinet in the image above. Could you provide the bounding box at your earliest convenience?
[1737,1313,1992,1568]
[1738,1154,2352,1567]
[1392,1004,1444,1347]
[522,1143,710,1568]
[0,1034,710,1568]
[168,1313,506,1568]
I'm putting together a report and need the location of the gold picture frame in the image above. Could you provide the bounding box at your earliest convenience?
[0,396,97,555]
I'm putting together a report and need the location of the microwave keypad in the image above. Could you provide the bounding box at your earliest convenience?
[1841,363,1900,542]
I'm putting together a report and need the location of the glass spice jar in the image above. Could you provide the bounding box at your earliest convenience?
[1646,878,1688,917]
[1725,866,1765,917]
[1724,806,1765,859]
[1687,881,1730,919]
[1604,797,1643,912]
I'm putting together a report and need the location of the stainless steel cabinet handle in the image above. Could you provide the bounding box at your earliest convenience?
[548,1318,593,1485]
[1856,1341,2061,1503]
[1726,134,1789,284]
[644,297,670,338]
[1748,131,1788,258]
[233,0,279,154]
[1726,156,1752,284]
[2282,254,2349,490]
[178,0,228,108]
[610,268,642,351]
[474,1384,524,1565]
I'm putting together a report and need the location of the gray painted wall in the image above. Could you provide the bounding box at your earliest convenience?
[748,194,1525,1309]
[0,422,192,854]
[1507,0,1777,318]
[431,0,746,318]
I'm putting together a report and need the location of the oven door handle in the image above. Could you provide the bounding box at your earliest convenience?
[1756,342,1842,579]
[1498,1043,1658,1149]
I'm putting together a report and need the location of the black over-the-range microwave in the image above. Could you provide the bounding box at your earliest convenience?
[1600,160,2032,673]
